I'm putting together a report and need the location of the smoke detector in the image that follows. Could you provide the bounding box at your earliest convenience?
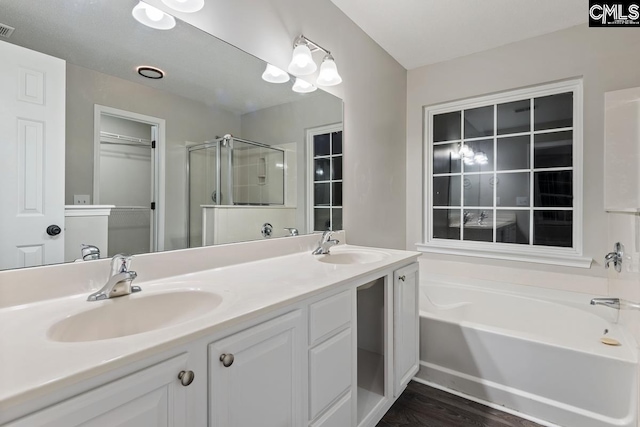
[0,23,15,38]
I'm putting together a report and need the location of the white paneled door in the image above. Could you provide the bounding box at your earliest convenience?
[0,41,66,269]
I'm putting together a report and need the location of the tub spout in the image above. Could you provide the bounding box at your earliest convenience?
[590,298,620,310]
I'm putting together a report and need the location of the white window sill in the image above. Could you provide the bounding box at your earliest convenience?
[416,242,593,269]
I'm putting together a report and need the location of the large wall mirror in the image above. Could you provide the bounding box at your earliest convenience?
[0,0,343,271]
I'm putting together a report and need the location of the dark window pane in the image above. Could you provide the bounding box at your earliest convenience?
[314,183,330,206]
[534,92,573,131]
[314,158,330,181]
[433,176,461,206]
[433,143,461,174]
[534,131,572,168]
[496,172,529,207]
[433,111,461,142]
[497,100,531,135]
[314,134,330,156]
[496,210,530,244]
[314,208,331,231]
[463,174,493,207]
[333,208,343,230]
[497,136,530,170]
[464,106,494,138]
[332,156,342,180]
[534,171,573,207]
[332,183,342,206]
[332,131,342,155]
[462,209,493,242]
[433,209,460,240]
[534,211,572,247]
[462,139,493,173]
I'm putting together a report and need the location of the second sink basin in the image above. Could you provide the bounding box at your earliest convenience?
[48,290,222,342]
[317,248,388,265]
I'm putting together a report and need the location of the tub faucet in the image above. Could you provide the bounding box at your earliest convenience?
[87,254,141,301]
[590,298,620,310]
[604,242,624,273]
[312,230,339,255]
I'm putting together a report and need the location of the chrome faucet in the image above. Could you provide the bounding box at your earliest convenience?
[284,227,299,237]
[477,211,488,225]
[590,297,620,310]
[87,254,140,301]
[312,230,340,255]
[81,244,100,261]
[605,242,624,273]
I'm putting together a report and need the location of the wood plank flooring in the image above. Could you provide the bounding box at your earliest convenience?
[377,381,544,427]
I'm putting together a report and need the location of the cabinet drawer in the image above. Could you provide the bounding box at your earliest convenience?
[309,328,352,420]
[309,290,351,345]
[310,392,352,427]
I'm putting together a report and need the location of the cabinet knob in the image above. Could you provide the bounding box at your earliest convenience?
[178,370,195,386]
[220,353,234,367]
[399,275,406,281]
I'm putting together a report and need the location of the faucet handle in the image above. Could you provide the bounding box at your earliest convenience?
[110,254,133,275]
[81,244,100,261]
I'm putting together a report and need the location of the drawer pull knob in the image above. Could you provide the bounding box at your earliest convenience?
[399,275,406,281]
[220,353,234,367]
[178,370,195,386]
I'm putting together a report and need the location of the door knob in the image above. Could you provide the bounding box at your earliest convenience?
[398,275,406,281]
[178,370,195,386]
[220,353,234,367]
[46,225,62,236]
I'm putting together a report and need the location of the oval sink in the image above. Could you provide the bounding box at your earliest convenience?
[317,249,388,265]
[48,291,222,342]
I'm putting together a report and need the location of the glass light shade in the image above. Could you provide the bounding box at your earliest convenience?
[132,2,176,30]
[292,78,317,93]
[316,57,342,86]
[261,64,290,84]
[287,44,317,76]
[161,0,204,13]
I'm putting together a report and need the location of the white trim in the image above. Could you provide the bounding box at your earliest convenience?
[305,123,343,233]
[64,205,115,217]
[93,105,166,251]
[422,79,585,265]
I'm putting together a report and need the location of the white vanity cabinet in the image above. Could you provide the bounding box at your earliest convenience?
[393,263,420,396]
[208,310,304,427]
[6,354,191,427]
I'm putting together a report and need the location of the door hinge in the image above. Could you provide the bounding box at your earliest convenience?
[151,202,156,210]
[151,140,156,149]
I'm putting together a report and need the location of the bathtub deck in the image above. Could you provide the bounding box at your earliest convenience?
[377,381,543,427]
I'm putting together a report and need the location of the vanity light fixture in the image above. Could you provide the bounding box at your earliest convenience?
[137,66,165,79]
[287,35,342,86]
[261,64,290,83]
[292,78,317,93]
[161,0,204,13]
[132,1,176,30]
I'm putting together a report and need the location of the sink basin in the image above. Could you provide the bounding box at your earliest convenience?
[48,291,222,342]
[317,249,388,265]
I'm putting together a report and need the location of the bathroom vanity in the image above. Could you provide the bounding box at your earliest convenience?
[0,235,419,427]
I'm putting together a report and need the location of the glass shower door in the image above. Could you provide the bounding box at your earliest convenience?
[188,143,218,247]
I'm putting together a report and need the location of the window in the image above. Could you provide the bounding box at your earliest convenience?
[307,124,343,232]
[419,79,590,268]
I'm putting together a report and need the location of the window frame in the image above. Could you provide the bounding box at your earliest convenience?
[418,79,592,268]
[306,123,343,232]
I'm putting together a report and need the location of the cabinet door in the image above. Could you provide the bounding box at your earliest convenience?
[393,263,419,397]
[209,310,304,427]
[7,354,190,427]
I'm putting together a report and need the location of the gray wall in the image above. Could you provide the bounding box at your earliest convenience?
[406,24,640,279]
[65,63,241,250]
[146,0,408,249]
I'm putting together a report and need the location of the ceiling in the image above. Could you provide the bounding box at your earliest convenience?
[330,0,588,70]
[1,0,321,115]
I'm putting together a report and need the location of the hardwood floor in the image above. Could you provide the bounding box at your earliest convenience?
[377,381,544,427]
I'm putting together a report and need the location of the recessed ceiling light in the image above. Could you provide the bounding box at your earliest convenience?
[137,66,165,79]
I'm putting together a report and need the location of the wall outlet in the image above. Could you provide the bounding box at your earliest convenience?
[74,194,90,205]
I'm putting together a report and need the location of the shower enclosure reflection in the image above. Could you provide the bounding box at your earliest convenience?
[188,135,290,246]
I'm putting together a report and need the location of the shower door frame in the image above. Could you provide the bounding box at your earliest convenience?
[186,136,286,248]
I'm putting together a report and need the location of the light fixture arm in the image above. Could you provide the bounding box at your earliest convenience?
[294,34,331,56]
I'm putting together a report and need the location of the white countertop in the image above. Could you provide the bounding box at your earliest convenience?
[0,244,419,411]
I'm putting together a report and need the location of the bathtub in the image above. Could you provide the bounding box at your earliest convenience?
[415,276,638,427]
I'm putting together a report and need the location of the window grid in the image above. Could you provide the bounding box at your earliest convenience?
[430,91,575,247]
[312,132,343,232]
